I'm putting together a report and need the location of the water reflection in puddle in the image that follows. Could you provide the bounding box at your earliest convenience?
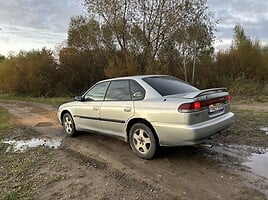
[244,152,268,179]
[260,127,268,135]
[2,137,62,152]
[208,144,268,179]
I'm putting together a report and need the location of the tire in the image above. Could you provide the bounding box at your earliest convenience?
[129,123,157,159]
[62,113,76,137]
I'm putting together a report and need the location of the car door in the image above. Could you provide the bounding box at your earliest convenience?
[73,81,110,132]
[99,80,134,137]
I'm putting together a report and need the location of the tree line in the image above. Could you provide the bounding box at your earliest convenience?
[0,0,267,97]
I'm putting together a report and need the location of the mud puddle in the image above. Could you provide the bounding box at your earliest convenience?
[260,127,268,135]
[2,137,62,152]
[208,144,268,179]
[35,122,53,127]
[244,152,268,178]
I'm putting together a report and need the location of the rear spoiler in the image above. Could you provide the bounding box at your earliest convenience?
[183,88,228,99]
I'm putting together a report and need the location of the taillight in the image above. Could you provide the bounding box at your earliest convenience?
[178,101,201,112]
[193,101,201,109]
[178,95,230,113]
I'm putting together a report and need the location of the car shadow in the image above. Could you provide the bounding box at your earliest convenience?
[66,131,216,163]
[72,131,91,137]
[157,145,203,159]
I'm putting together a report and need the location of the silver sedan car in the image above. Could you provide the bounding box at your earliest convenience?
[58,75,234,159]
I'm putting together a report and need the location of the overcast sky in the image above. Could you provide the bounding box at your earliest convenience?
[0,0,268,56]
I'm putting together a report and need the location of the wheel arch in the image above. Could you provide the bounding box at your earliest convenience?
[126,118,159,146]
[60,110,72,123]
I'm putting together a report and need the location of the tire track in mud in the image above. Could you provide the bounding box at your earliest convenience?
[63,148,178,200]
[0,100,267,199]
[0,101,178,199]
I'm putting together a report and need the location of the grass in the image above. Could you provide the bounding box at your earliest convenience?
[0,148,56,200]
[229,80,268,103]
[0,107,11,140]
[1,188,23,200]
[221,104,268,147]
[0,93,72,106]
[231,95,268,103]
[0,107,65,200]
[232,106,268,123]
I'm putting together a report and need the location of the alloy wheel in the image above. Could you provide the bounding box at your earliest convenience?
[132,128,151,154]
[63,115,73,134]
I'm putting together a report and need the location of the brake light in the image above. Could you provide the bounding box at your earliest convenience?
[179,101,201,112]
[178,95,230,113]
[193,101,201,109]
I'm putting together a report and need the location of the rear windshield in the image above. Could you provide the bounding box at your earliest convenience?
[142,76,199,96]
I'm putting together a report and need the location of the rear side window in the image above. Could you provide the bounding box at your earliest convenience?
[143,76,199,96]
[105,80,131,101]
[129,80,145,100]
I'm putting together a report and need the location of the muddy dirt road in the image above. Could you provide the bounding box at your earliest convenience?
[0,100,268,199]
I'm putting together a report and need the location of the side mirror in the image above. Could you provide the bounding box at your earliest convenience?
[74,96,83,101]
[132,92,144,101]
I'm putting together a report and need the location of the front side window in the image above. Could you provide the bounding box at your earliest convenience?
[143,76,199,96]
[84,81,110,101]
[105,80,131,101]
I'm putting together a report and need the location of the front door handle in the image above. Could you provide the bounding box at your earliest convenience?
[124,107,131,112]
[93,106,99,111]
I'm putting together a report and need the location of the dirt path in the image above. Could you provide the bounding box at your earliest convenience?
[0,100,267,199]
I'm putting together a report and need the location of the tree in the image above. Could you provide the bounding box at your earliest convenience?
[0,54,5,62]
[231,24,267,81]
[58,48,105,94]
[68,16,102,51]
[81,0,216,78]
[0,49,58,96]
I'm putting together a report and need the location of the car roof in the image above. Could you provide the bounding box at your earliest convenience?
[100,75,169,82]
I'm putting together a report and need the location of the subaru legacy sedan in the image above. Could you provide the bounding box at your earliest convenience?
[58,75,234,159]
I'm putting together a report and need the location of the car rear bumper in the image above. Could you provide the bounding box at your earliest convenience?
[152,112,234,146]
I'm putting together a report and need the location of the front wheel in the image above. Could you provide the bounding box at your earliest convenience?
[129,123,157,159]
[62,113,76,137]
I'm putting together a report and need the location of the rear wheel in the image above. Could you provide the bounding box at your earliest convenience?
[62,113,76,136]
[129,123,157,159]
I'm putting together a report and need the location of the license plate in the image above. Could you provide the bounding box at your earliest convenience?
[208,103,224,113]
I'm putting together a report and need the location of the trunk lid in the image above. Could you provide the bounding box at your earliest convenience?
[165,88,231,125]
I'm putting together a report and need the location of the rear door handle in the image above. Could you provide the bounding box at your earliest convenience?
[93,106,99,111]
[124,107,131,112]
